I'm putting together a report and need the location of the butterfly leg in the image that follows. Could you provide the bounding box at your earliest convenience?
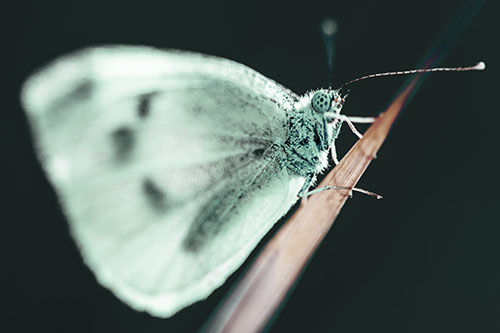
[346,116,376,123]
[344,116,378,159]
[299,174,316,203]
[328,113,375,139]
[301,186,383,200]
[331,143,340,165]
[342,116,365,139]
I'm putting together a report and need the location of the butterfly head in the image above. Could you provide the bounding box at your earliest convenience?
[311,89,346,115]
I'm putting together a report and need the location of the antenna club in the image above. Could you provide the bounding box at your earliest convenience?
[476,61,486,70]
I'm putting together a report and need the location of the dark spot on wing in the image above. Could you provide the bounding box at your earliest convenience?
[111,126,134,162]
[137,94,153,119]
[142,177,168,213]
[183,230,204,252]
[51,79,93,111]
[192,104,203,114]
[252,148,265,157]
[182,189,238,252]
[70,80,93,100]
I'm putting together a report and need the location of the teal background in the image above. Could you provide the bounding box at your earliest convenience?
[3,0,499,331]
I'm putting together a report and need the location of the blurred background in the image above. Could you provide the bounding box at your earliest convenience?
[3,0,499,331]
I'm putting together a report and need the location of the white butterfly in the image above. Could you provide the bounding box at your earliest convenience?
[21,45,375,317]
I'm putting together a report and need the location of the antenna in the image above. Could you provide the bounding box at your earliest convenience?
[339,62,485,90]
[320,18,338,88]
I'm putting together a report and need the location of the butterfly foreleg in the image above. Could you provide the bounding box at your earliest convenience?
[331,142,340,165]
[327,113,375,140]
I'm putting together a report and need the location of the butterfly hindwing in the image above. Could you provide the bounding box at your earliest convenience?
[22,46,306,316]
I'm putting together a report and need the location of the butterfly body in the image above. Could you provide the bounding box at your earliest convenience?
[283,96,343,194]
[21,46,346,317]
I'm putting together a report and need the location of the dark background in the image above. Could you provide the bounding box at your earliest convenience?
[3,0,499,332]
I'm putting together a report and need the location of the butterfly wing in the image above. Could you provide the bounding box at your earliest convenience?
[21,46,306,317]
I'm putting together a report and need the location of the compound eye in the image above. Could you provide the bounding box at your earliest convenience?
[311,91,332,113]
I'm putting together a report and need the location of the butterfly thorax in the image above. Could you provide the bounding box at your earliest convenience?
[283,106,339,178]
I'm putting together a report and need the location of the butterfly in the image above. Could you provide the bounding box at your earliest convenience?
[21,45,482,317]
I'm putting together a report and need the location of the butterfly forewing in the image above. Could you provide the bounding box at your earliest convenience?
[22,46,306,316]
